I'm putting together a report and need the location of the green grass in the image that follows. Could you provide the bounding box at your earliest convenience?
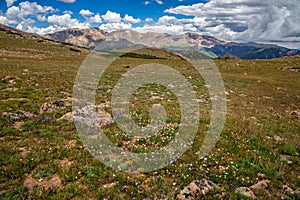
[0,27,300,199]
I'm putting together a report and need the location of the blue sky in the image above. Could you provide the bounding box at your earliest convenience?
[0,0,299,48]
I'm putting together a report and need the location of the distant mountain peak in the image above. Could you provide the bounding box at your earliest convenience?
[44,27,107,48]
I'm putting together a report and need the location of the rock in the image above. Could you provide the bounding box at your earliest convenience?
[257,173,266,179]
[102,182,117,189]
[58,112,74,122]
[39,100,71,114]
[2,87,18,92]
[217,191,227,199]
[218,166,226,172]
[280,155,292,164]
[59,104,114,128]
[22,111,36,119]
[60,91,71,97]
[9,79,16,85]
[294,188,300,198]
[13,121,24,131]
[283,185,294,194]
[250,180,269,190]
[2,111,35,121]
[235,187,256,199]
[273,135,283,142]
[290,110,300,119]
[1,75,13,83]
[177,179,219,200]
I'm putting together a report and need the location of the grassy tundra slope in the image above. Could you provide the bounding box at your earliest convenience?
[0,25,299,199]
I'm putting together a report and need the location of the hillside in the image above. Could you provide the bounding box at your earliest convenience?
[0,24,89,65]
[0,24,300,199]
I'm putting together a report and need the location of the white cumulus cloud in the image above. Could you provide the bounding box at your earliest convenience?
[47,13,88,29]
[99,22,132,32]
[5,1,56,23]
[158,16,177,25]
[145,18,153,23]
[79,9,94,18]
[0,16,9,25]
[5,0,17,7]
[123,14,141,24]
[102,10,122,23]
[88,14,102,23]
[63,10,73,15]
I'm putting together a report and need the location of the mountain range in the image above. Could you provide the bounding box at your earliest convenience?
[1,23,299,59]
[44,28,300,59]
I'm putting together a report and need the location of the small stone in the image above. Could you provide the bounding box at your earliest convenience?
[280,155,292,164]
[102,182,117,189]
[257,173,266,179]
[273,135,283,142]
[294,188,300,198]
[218,166,226,172]
[235,187,256,199]
[21,111,35,119]
[250,180,269,190]
[283,185,294,194]
[9,79,16,85]
[1,75,13,83]
[13,121,24,131]
[217,191,227,199]
[290,110,300,119]
[60,91,71,97]
[177,179,219,200]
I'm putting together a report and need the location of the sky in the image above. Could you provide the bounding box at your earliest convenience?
[0,0,299,48]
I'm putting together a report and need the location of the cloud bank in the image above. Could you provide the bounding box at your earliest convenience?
[163,0,300,48]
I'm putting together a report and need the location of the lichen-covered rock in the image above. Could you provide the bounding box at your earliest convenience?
[177,179,219,200]
[250,180,269,190]
[39,100,71,114]
[58,104,114,128]
[2,111,35,121]
[235,187,256,199]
